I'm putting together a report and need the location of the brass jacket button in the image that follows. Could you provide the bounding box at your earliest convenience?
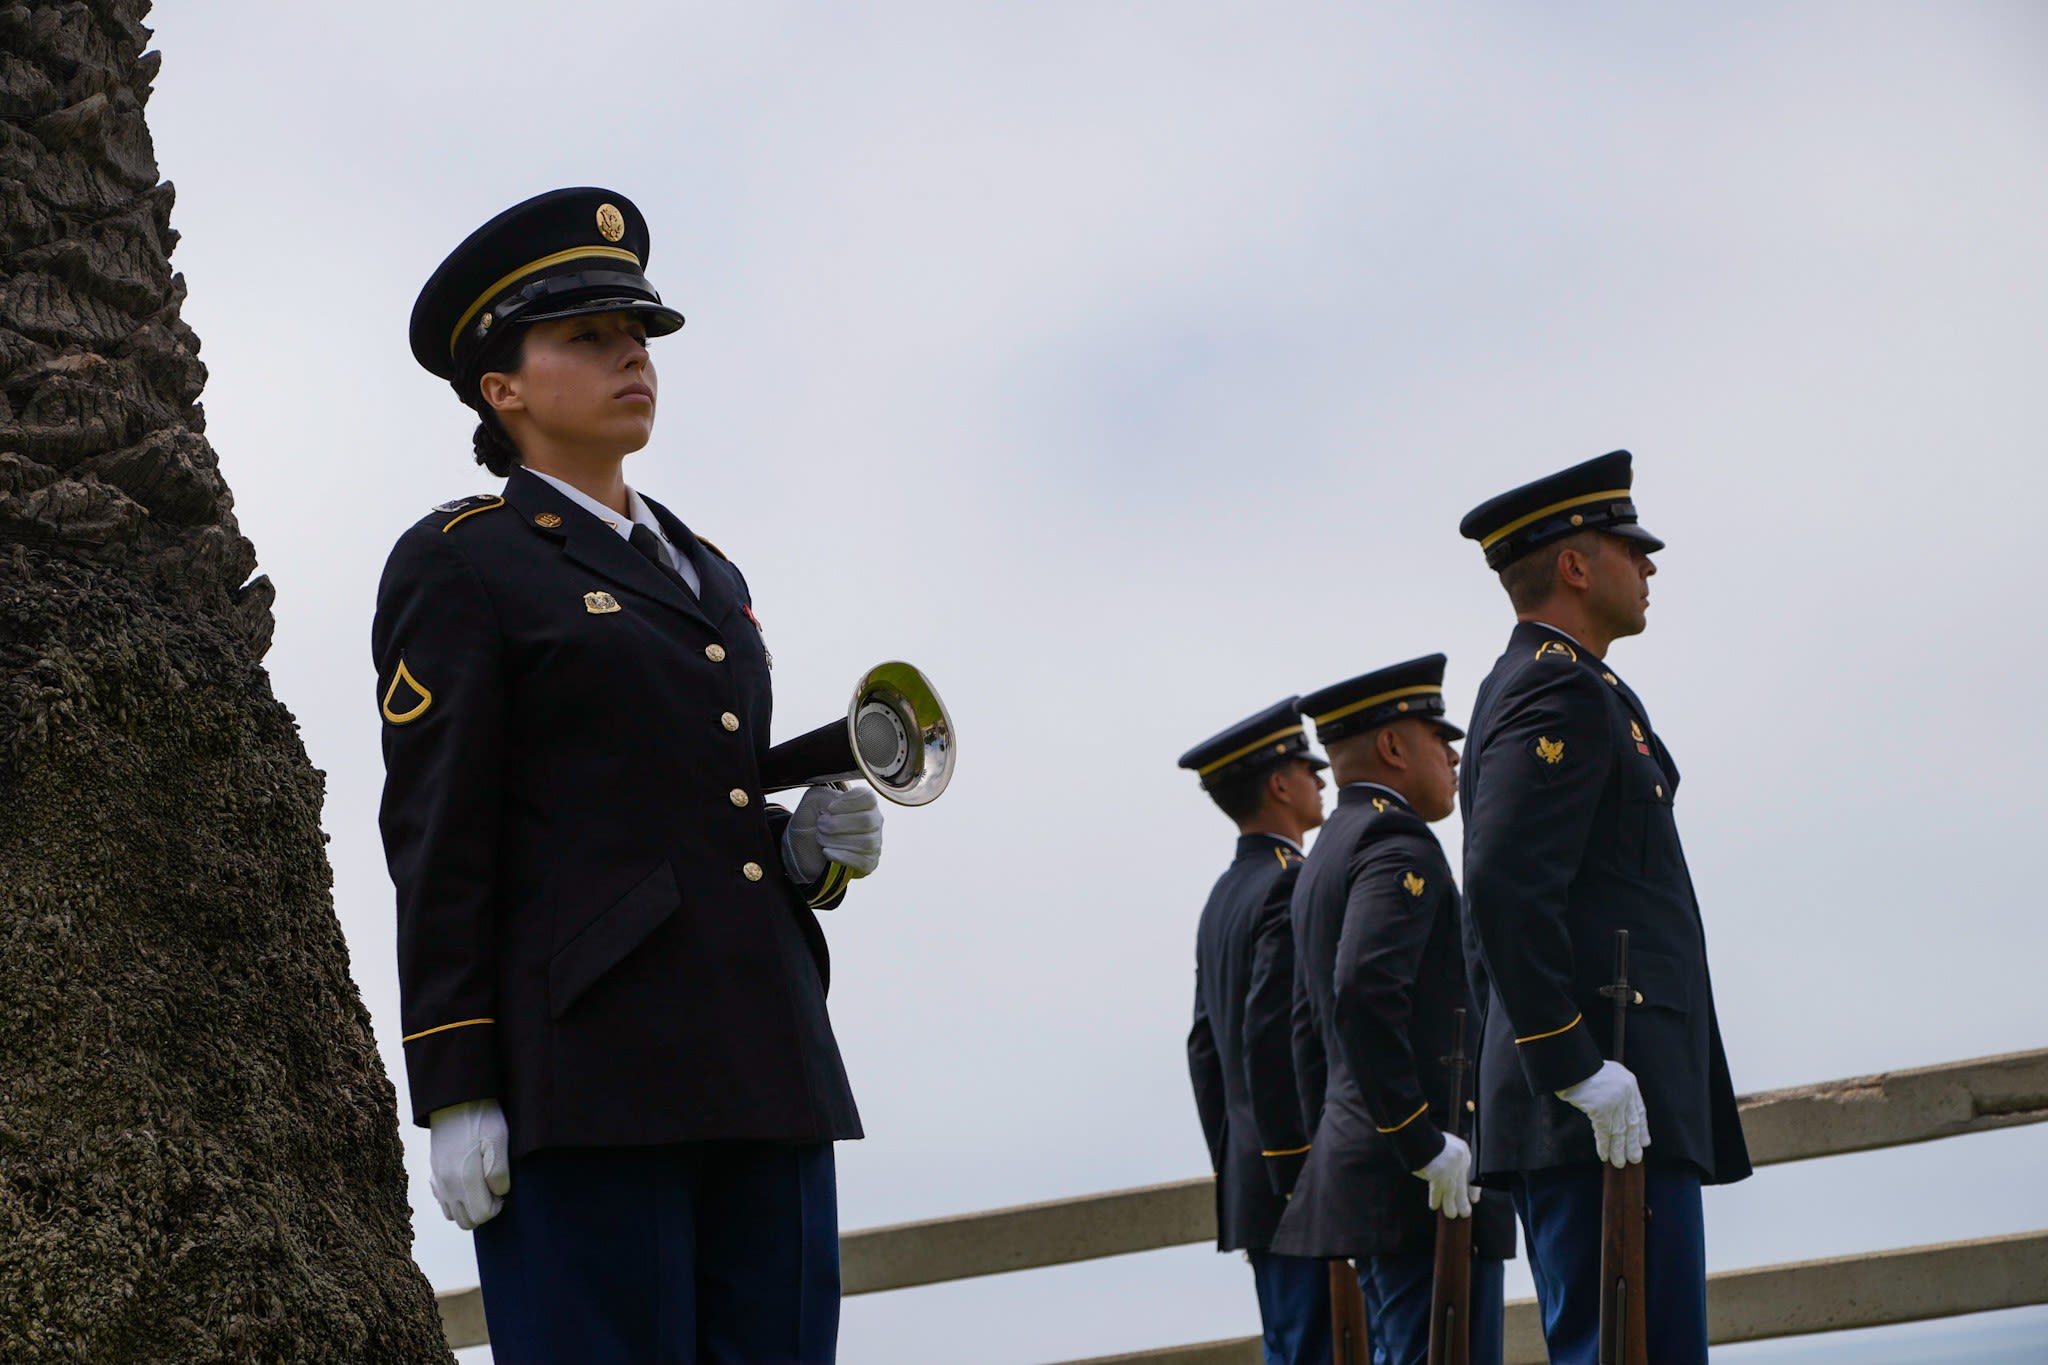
[742,861,764,882]
[729,788,750,808]
[705,643,727,662]
[721,712,740,732]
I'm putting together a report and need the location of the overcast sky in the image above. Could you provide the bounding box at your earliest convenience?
[140,3,2045,1360]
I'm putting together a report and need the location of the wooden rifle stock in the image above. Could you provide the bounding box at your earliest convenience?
[1329,1260,1369,1365]
[1597,930,1648,1365]
[1426,1008,1473,1365]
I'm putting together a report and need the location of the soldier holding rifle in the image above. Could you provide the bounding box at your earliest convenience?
[1456,453,1751,1364]
[1272,657,1514,1365]
[1183,700,1334,1365]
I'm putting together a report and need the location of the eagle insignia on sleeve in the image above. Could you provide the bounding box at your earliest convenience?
[1402,871,1426,897]
[1535,736,1565,765]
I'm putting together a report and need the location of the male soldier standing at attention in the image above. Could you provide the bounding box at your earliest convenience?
[1272,656,1515,1365]
[1182,700,1333,1365]
[1457,452,1750,1365]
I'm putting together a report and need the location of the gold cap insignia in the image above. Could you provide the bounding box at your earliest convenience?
[1570,513,1585,526]
[535,512,563,528]
[595,203,626,242]
[1402,871,1426,897]
[479,311,493,332]
[1397,700,1410,712]
[1536,640,1579,663]
[1535,736,1565,765]
[1629,720,1645,742]
[584,591,622,614]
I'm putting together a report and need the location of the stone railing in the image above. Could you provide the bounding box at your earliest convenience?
[435,1048,2048,1361]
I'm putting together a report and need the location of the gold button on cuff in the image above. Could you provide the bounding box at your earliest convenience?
[742,861,764,882]
[729,788,750,808]
[705,644,727,662]
[721,712,740,732]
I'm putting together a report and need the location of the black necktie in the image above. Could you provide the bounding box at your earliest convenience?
[628,523,696,600]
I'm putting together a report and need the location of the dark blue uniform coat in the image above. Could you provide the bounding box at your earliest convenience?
[1460,622,1749,1185]
[1272,786,1515,1260]
[1188,834,1314,1252]
[374,468,861,1157]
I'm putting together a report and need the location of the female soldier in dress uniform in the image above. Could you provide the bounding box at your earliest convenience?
[374,187,884,1364]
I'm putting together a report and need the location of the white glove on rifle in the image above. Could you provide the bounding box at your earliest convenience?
[428,1098,511,1230]
[783,784,885,882]
[1556,1059,1651,1168]
[1412,1131,1479,1219]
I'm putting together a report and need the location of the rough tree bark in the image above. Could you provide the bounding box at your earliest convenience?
[0,4,451,1361]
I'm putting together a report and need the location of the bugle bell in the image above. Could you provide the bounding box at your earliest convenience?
[758,661,954,807]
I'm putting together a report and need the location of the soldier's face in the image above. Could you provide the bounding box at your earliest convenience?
[490,312,658,456]
[1405,720,1460,822]
[1589,534,1656,640]
[1273,759,1327,831]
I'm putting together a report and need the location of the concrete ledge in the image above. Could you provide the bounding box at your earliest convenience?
[436,1285,488,1354]
[1033,1228,2048,1365]
[1738,1047,2048,1166]
[434,1048,2048,1349]
[843,1048,2048,1295]
[842,1177,1215,1296]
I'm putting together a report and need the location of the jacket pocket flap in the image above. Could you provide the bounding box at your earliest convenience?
[548,862,680,1019]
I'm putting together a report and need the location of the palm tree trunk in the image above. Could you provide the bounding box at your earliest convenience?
[0,4,450,1360]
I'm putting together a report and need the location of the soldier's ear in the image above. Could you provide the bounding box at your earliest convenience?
[1554,535,1603,593]
[1376,724,1404,769]
[478,370,525,416]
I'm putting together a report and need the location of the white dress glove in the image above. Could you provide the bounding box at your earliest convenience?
[1412,1131,1479,1219]
[782,784,885,882]
[1556,1059,1651,1168]
[428,1098,512,1230]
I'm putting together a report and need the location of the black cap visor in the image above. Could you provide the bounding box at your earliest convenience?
[513,294,685,335]
[1605,522,1665,555]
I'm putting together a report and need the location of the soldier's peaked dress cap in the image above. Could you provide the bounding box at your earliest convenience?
[1301,653,1463,745]
[410,187,685,387]
[1458,449,1665,570]
[1178,697,1328,791]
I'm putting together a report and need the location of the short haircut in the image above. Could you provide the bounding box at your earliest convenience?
[1208,765,1277,824]
[1498,530,1604,611]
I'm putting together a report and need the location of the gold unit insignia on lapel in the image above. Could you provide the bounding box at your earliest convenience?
[1629,720,1645,742]
[1535,736,1565,765]
[1535,639,1579,662]
[584,591,622,614]
[1402,871,1426,897]
[1371,797,1391,813]
[1603,671,1619,685]
[535,512,563,528]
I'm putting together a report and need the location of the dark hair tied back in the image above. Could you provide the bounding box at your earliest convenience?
[472,414,522,478]
[464,322,526,477]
